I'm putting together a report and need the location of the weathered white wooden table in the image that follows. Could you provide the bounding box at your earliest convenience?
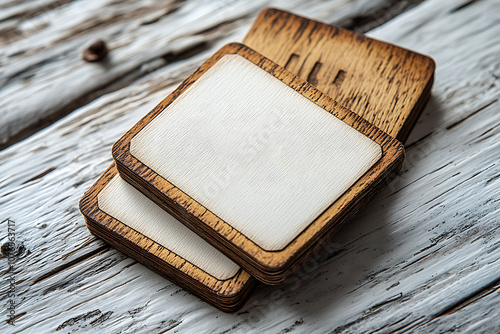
[1,0,499,332]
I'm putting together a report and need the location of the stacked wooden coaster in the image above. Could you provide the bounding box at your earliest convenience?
[80,165,256,311]
[80,8,434,310]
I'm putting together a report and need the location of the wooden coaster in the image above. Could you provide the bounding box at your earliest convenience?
[112,43,405,284]
[79,164,256,312]
[243,8,435,143]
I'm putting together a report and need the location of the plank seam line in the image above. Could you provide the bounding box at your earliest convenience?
[32,245,110,285]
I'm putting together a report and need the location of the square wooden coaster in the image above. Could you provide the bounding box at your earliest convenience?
[79,164,256,311]
[112,43,404,284]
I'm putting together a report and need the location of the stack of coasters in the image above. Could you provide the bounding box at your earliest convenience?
[80,8,434,309]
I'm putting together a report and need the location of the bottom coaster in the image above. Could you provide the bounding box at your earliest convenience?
[79,165,256,312]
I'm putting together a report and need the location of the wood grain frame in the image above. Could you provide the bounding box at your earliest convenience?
[112,43,405,284]
[79,164,256,312]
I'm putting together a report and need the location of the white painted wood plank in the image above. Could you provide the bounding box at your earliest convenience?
[0,0,498,332]
[0,0,402,147]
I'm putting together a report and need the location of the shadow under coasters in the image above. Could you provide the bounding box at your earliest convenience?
[112,43,405,284]
[79,165,256,312]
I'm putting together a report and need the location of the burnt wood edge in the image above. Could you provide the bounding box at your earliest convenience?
[399,72,435,143]
[78,164,256,303]
[111,43,405,283]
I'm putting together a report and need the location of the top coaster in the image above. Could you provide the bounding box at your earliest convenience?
[113,43,404,284]
[243,8,435,142]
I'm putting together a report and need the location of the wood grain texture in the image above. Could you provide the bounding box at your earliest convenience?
[243,8,435,143]
[112,43,405,284]
[0,0,498,332]
[79,165,254,312]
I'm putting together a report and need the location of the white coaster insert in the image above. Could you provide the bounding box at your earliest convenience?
[98,175,240,280]
[130,54,382,251]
